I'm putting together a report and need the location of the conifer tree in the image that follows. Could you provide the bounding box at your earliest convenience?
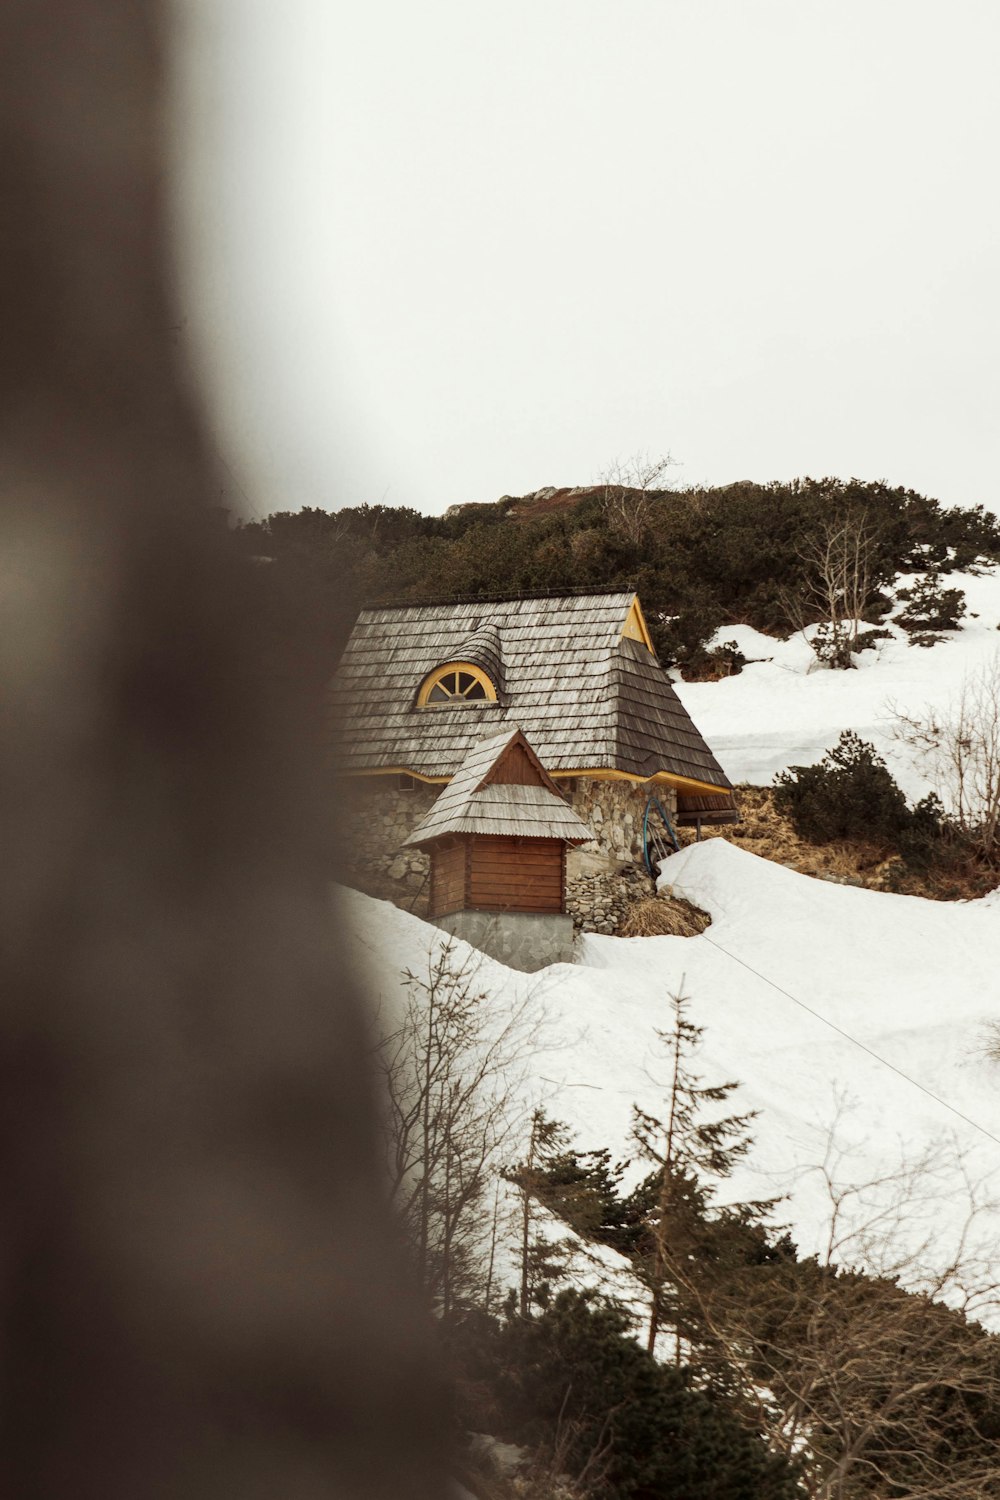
[631,990,767,1358]
[504,1108,574,1318]
[474,1288,803,1500]
[531,1137,632,1246]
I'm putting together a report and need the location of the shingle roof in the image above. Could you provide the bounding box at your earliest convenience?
[450,621,505,693]
[329,592,731,792]
[402,726,592,847]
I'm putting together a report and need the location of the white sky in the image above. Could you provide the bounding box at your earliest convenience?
[171,1,1000,520]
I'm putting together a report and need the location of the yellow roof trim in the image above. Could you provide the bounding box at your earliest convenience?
[339,766,451,784]
[337,765,729,798]
[546,767,730,797]
[622,596,654,652]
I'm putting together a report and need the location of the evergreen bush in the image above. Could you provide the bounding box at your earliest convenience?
[704,639,747,678]
[459,1291,802,1500]
[773,732,913,846]
[235,477,1000,681]
[851,626,893,655]
[895,576,967,637]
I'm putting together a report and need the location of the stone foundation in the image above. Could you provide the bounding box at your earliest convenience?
[565,857,656,935]
[435,910,576,972]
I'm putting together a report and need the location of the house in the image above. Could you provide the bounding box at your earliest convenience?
[329,590,737,919]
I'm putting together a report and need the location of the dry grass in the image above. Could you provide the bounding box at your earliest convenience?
[679,786,994,902]
[618,894,712,938]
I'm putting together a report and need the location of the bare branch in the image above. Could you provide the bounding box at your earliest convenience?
[375,940,540,1316]
[597,451,676,546]
[782,509,884,669]
[891,653,1000,858]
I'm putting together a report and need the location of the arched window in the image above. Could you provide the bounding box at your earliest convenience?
[417,662,497,707]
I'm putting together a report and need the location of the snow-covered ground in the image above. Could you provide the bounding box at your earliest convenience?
[674,566,1000,797]
[343,567,1000,1310]
[343,835,1000,1304]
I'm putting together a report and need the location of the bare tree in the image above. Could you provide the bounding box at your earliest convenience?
[379,941,536,1318]
[892,654,1000,859]
[667,1120,1000,1500]
[783,511,882,668]
[598,452,676,547]
[504,1107,576,1319]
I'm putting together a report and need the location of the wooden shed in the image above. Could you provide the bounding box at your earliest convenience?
[403,726,591,926]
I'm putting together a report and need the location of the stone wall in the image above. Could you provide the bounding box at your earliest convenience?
[555,778,675,934]
[553,776,677,864]
[336,778,437,915]
[565,859,656,935]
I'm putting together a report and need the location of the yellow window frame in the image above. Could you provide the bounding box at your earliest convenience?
[417,661,497,707]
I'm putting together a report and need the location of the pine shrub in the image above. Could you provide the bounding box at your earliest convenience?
[459,1291,802,1500]
[773,732,913,846]
[896,576,967,636]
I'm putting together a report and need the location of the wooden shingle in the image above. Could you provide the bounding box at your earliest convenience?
[329,591,733,794]
[402,727,592,848]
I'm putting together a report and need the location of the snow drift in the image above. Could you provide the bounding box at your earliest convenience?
[342,836,1000,1297]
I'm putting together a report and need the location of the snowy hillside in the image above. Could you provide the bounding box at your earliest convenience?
[675,565,1000,797]
[343,836,1000,1302]
[344,569,1000,1312]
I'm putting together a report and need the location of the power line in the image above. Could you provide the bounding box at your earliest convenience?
[700,933,1000,1150]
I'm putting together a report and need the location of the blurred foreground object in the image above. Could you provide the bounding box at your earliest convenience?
[0,3,445,1495]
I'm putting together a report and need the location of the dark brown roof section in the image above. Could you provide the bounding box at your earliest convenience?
[676,792,741,826]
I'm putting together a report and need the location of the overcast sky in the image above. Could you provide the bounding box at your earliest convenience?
[172,1,1000,520]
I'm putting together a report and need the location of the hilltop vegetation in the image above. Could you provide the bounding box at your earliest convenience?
[236,476,1000,677]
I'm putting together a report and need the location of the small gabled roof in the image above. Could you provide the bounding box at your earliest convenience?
[402,727,592,848]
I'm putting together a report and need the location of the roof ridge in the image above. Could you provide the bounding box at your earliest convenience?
[359,585,636,611]
[469,724,523,788]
